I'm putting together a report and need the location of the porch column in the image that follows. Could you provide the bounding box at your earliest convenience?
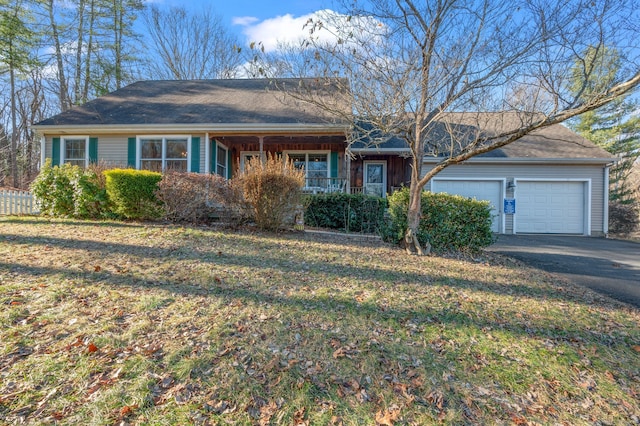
[204,132,210,173]
[259,136,264,159]
[345,147,351,194]
[40,135,46,168]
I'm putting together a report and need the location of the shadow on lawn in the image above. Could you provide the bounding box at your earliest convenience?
[0,231,598,308]
[0,217,149,229]
[0,258,627,351]
[0,226,632,351]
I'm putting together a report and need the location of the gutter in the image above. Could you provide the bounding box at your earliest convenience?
[349,147,412,155]
[421,156,616,165]
[31,123,349,136]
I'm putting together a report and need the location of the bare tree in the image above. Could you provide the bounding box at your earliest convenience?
[144,5,242,80]
[260,0,640,254]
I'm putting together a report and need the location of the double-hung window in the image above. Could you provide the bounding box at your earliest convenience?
[216,144,227,176]
[139,136,189,172]
[288,152,329,188]
[62,137,89,167]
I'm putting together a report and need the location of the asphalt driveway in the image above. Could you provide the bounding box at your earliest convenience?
[487,235,640,309]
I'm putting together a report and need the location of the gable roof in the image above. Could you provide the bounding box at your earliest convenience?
[350,113,613,162]
[33,78,350,133]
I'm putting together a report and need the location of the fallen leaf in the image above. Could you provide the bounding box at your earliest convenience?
[632,345,640,353]
[333,347,347,359]
[119,404,137,417]
[94,265,102,272]
[293,407,308,426]
[427,390,445,410]
[375,405,400,426]
[205,400,236,415]
[511,414,527,425]
[87,342,98,353]
[330,415,344,425]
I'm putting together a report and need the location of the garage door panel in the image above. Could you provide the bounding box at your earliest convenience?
[516,181,585,234]
[432,180,502,233]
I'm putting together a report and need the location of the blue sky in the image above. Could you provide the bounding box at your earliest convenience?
[148,0,333,51]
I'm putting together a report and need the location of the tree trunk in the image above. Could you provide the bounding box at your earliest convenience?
[82,0,96,103]
[9,64,18,187]
[404,145,431,255]
[48,0,70,111]
[74,0,86,104]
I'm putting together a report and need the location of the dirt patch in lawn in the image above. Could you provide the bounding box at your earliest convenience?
[0,217,638,425]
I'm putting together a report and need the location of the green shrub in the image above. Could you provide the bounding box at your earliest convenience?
[31,160,108,218]
[104,169,163,220]
[304,192,388,233]
[239,153,305,231]
[383,187,494,253]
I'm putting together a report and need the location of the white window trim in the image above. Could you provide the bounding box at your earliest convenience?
[136,135,191,172]
[214,140,229,177]
[284,150,331,177]
[363,160,388,198]
[61,136,90,167]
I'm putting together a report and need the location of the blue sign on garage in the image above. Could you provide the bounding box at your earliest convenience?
[504,198,516,214]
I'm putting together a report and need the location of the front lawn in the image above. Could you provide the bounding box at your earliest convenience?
[0,217,638,425]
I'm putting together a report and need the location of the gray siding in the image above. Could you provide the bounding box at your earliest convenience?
[97,136,128,167]
[422,162,607,235]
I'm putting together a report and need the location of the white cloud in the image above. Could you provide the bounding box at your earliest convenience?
[232,16,259,26]
[234,9,385,53]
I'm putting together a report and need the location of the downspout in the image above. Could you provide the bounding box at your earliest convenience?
[40,135,46,168]
[259,136,264,158]
[604,163,612,237]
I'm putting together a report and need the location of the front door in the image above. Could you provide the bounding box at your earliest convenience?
[364,161,387,197]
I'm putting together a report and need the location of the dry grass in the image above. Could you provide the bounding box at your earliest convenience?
[0,217,639,425]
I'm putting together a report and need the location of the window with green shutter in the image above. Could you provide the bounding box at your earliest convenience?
[52,137,60,166]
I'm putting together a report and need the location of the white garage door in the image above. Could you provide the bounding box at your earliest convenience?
[432,180,502,233]
[516,181,585,234]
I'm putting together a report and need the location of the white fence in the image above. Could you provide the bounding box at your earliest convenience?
[0,190,39,215]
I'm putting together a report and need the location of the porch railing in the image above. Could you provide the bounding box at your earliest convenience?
[302,181,405,196]
[0,189,39,215]
[301,178,348,194]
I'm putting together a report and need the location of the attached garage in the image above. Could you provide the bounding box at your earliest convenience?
[515,180,589,234]
[431,179,503,233]
[418,119,615,237]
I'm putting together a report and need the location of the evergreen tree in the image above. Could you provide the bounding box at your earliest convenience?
[0,0,38,186]
[570,46,640,204]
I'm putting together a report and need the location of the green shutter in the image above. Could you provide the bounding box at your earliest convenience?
[227,149,233,179]
[89,137,98,164]
[330,152,338,178]
[211,140,217,174]
[52,137,60,166]
[190,137,200,173]
[127,137,136,168]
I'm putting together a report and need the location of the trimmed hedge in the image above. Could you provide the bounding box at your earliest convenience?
[304,192,388,234]
[30,160,108,219]
[104,169,163,220]
[383,187,494,252]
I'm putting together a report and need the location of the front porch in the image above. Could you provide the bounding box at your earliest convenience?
[204,134,410,197]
